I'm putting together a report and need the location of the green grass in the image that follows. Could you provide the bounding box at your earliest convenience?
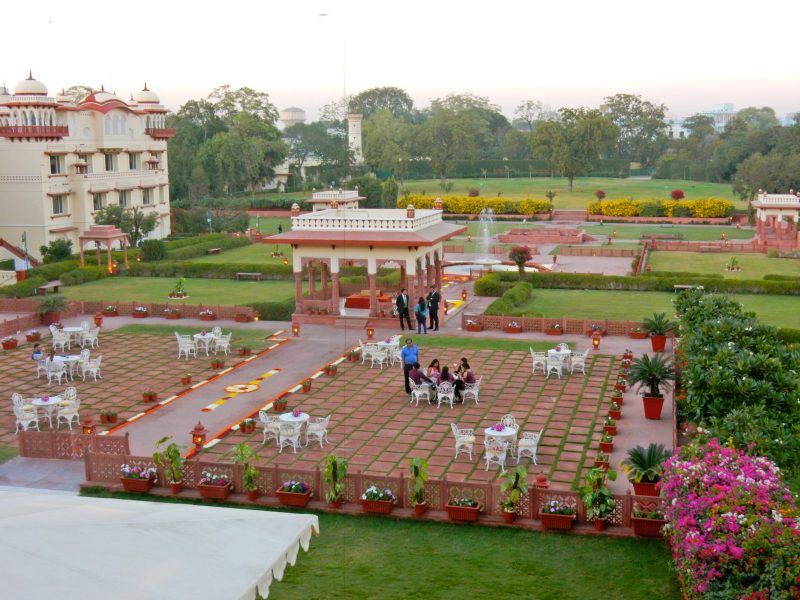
[416,335,553,353]
[186,242,292,265]
[404,177,739,209]
[581,224,755,241]
[113,324,276,348]
[0,445,18,464]
[551,243,641,255]
[647,252,800,280]
[79,489,680,600]
[502,289,798,329]
[60,277,296,305]
[247,215,293,235]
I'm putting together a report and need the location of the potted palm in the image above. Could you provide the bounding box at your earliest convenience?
[152,436,184,494]
[499,466,528,523]
[408,458,429,516]
[323,454,348,508]
[628,353,675,420]
[619,443,671,497]
[232,443,259,501]
[643,312,672,352]
[35,294,68,326]
[576,467,617,531]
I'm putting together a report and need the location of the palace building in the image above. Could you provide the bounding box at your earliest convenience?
[0,73,173,261]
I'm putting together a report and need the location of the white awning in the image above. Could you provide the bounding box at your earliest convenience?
[0,489,319,599]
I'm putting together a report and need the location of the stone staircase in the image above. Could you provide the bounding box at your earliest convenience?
[551,209,588,222]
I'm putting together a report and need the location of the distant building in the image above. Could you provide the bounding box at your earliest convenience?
[279,107,306,130]
[702,103,736,133]
[0,73,173,260]
[666,117,689,139]
[346,113,363,164]
[780,112,798,127]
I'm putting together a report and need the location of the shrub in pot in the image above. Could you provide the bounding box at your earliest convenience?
[628,353,675,420]
[619,443,671,496]
[35,294,68,326]
[643,312,672,353]
[232,442,259,501]
[152,435,184,494]
[499,466,528,523]
[576,467,616,531]
[323,454,348,507]
[408,457,429,516]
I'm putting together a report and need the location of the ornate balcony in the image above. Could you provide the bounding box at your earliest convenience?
[144,127,175,140]
[0,125,69,141]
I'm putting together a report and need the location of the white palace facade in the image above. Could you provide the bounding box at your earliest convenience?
[0,73,174,260]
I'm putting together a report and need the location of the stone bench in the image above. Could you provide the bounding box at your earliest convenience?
[235,272,262,281]
[206,247,221,255]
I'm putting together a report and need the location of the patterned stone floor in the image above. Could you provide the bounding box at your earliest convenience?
[201,348,619,488]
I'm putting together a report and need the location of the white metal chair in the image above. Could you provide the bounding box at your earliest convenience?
[175,333,197,360]
[56,395,81,430]
[278,422,303,453]
[211,326,222,338]
[213,333,231,355]
[530,348,547,375]
[369,348,389,369]
[305,415,330,448]
[483,439,509,472]
[436,381,456,409]
[258,411,281,446]
[570,349,590,375]
[35,358,49,378]
[450,422,475,460]
[516,430,542,465]
[81,356,102,381]
[389,345,403,367]
[51,331,71,352]
[81,327,100,348]
[12,393,39,434]
[359,341,381,364]
[462,376,482,405]
[546,355,566,378]
[46,361,67,385]
[410,381,433,406]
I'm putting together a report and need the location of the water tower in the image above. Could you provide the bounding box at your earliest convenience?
[280,107,306,129]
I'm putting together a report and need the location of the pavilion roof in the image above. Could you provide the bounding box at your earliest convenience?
[268,221,466,247]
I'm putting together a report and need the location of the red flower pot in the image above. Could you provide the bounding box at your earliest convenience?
[631,516,666,537]
[632,481,660,497]
[413,503,428,517]
[545,328,562,336]
[599,441,614,453]
[41,312,61,326]
[629,331,648,340]
[503,326,522,334]
[165,312,181,320]
[170,482,183,495]
[361,499,394,514]
[608,409,621,420]
[2,339,18,350]
[650,335,667,353]
[181,377,192,386]
[539,512,575,530]
[132,311,148,319]
[603,425,617,436]
[614,384,626,392]
[199,314,217,321]
[328,498,344,509]
[247,490,260,502]
[198,483,232,500]
[25,333,41,342]
[642,395,664,420]
[465,324,483,332]
[502,510,517,524]
[235,314,250,323]
[276,489,313,507]
[594,460,609,471]
[446,504,480,522]
[120,477,154,493]
[594,518,607,531]
[102,309,118,317]
[142,392,157,403]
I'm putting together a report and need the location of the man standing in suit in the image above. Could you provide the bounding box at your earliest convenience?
[396,288,413,330]
[426,285,441,331]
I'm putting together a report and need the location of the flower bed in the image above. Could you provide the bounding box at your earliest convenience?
[360,486,396,514]
[662,440,800,598]
[539,500,576,530]
[276,480,313,507]
[446,500,481,522]
[197,471,232,500]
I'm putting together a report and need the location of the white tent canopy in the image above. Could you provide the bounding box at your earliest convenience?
[1,489,319,599]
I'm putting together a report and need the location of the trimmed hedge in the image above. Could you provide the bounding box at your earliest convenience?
[27,260,81,281]
[473,271,800,296]
[397,195,552,215]
[59,267,109,286]
[248,299,295,321]
[484,281,532,315]
[0,275,47,298]
[126,261,293,280]
[763,274,800,282]
[249,197,309,210]
[163,233,229,251]
[640,271,725,280]
[777,327,800,345]
[166,235,252,260]
[586,198,734,218]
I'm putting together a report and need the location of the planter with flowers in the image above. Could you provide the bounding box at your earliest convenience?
[545,323,562,336]
[25,330,41,343]
[199,309,216,322]
[238,344,252,357]
[360,486,397,514]
[239,418,256,435]
[613,377,627,392]
[595,451,610,471]
[211,358,225,370]
[539,499,576,530]
[120,464,156,493]
[631,508,666,537]
[503,320,522,334]
[301,379,312,393]
[325,363,337,376]
[164,307,181,320]
[622,348,634,361]
[446,496,482,522]
[102,305,118,317]
[273,397,288,412]
[603,416,617,436]
[197,470,232,500]
[599,431,614,454]
[608,402,621,421]
[276,480,314,508]
[100,410,119,424]
[142,390,157,403]
[180,373,192,386]
[132,306,149,319]
[464,319,483,333]
[629,327,647,340]
[610,389,624,406]
[2,336,19,350]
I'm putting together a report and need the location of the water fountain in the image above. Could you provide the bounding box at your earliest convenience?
[475,208,501,268]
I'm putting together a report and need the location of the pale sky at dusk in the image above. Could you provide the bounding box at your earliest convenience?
[5,0,799,120]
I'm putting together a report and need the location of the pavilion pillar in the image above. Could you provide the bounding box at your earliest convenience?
[434,253,442,290]
[330,260,340,315]
[308,260,316,298]
[416,261,424,304]
[321,262,328,298]
[367,257,377,317]
[106,245,112,274]
[400,264,407,291]
[294,271,303,313]
[79,242,85,267]
[405,259,415,309]
[426,256,433,288]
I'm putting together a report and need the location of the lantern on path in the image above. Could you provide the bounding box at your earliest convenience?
[191,421,208,450]
[82,418,96,435]
[292,322,300,337]
[592,332,601,350]
[366,325,375,340]
[461,289,467,301]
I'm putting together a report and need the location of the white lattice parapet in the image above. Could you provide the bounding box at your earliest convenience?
[312,190,361,201]
[292,208,442,232]
[754,193,800,207]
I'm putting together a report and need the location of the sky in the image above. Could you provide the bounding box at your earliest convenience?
[5,0,800,121]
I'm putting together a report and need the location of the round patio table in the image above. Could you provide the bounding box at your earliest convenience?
[483,425,517,441]
[53,355,81,380]
[194,333,215,356]
[32,395,62,428]
[279,411,310,425]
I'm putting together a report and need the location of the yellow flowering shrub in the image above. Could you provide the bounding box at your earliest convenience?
[590,198,734,218]
[518,199,552,214]
[397,195,552,215]
[688,198,734,218]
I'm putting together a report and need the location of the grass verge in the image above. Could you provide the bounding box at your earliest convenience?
[0,444,19,464]
[113,324,276,349]
[416,335,554,353]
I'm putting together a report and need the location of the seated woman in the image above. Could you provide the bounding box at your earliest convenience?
[426,359,441,385]
[453,357,475,402]
[439,365,454,384]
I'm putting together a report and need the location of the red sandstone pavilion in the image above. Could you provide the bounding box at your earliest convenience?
[753,190,800,250]
[269,191,465,323]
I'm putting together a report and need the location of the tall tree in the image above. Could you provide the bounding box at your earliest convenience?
[63,85,93,103]
[348,87,414,120]
[283,122,333,173]
[418,102,485,186]
[94,205,159,247]
[513,99,548,133]
[362,109,412,173]
[602,93,668,167]
[732,153,800,200]
[534,108,619,191]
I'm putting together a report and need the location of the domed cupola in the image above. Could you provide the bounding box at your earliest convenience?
[14,71,48,96]
[134,83,160,104]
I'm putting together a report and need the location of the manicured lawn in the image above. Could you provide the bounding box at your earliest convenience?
[500,289,798,328]
[404,177,739,209]
[647,252,800,279]
[80,490,680,600]
[581,224,755,241]
[60,277,296,305]
[418,335,554,353]
[0,444,18,464]
[187,242,292,265]
[247,215,293,235]
[114,324,276,349]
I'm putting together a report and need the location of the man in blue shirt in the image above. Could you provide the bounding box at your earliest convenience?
[400,338,420,394]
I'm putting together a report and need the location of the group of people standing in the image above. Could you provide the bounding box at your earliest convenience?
[399,338,476,402]
[396,286,441,334]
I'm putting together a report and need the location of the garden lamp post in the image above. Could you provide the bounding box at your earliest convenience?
[292,322,300,337]
[82,418,96,435]
[461,289,468,301]
[191,421,207,451]
[592,332,601,350]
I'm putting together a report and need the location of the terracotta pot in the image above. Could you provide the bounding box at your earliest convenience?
[642,395,664,420]
[170,482,183,495]
[502,510,517,524]
[41,312,61,326]
[2,340,18,350]
[273,402,287,412]
[142,392,157,402]
[181,377,192,386]
[611,395,624,406]
[276,489,313,507]
[326,366,337,376]
[132,312,148,319]
[594,460,610,471]
[100,414,109,424]
[198,483,232,500]
[361,499,394,514]
[120,477,154,493]
[211,361,225,369]
[108,414,118,423]
[413,503,427,516]
[603,425,617,436]
[545,328,562,336]
[608,409,621,420]
[650,335,667,353]
[599,441,614,453]
[102,309,118,317]
[622,352,633,360]
[247,490,260,502]
[629,331,647,340]
[539,512,575,530]
[328,498,344,509]
[593,518,607,531]
[199,314,216,321]
[614,384,626,392]
[632,481,660,497]
[503,326,522,334]
[446,504,481,522]
[25,333,41,342]
[239,348,252,356]
[165,312,181,320]
[302,382,312,393]
[465,324,483,332]
[235,314,250,323]
[631,516,666,537]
